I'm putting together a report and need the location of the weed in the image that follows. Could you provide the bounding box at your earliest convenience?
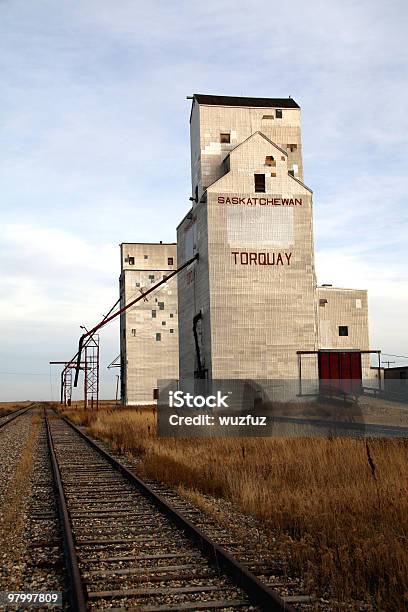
[61,406,408,607]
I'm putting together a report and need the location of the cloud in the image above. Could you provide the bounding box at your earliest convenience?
[315,248,408,298]
[0,222,121,400]
[314,174,408,251]
[0,0,407,398]
[0,223,118,324]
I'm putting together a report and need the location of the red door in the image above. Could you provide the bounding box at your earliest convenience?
[318,351,362,395]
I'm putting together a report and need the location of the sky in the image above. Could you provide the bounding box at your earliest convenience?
[0,0,407,401]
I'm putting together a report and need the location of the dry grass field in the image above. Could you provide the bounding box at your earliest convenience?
[61,404,408,608]
[0,401,32,417]
[0,415,40,580]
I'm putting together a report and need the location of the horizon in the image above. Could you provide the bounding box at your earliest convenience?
[1,0,407,400]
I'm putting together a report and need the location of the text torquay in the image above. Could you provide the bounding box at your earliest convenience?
[232,251,292,266]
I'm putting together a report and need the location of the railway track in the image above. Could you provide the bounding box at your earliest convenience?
[0,403,35,429]
[45,410,296,611]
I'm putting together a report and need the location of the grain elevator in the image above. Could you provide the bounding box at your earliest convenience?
[176,95,371,388]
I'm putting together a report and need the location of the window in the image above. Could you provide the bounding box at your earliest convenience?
[265,156,275,166]
[152,310,156,318]
[162,321,166,326]
[254,174,265,193]
[276,109,283,119]
[170,313,174,318]
[153,388,159,400]
[144,254,148,259]
[168,257,173,266]
[262,114,274,119]
[288,170,295,177]
[156,333,161,341]
[128,257,135,265]
[319,299,328,307]
[220,133,230,143]
[158,302,164,310]
[287,143,298,152]
[131,329,136,336]
[149,274,154,280]
[339,326,348,336]
[136,282,140,287]
[170,328,174,333]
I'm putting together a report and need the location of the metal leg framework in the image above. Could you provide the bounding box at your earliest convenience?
[51,256,199,409]
[63,368,73,407]
[51,341,99,410]
[84,334,100,411]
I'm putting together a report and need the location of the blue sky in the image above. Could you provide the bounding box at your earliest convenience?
[0,0,407,400]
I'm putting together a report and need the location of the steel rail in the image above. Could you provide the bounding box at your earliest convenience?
[45,410,87,612]
[0,404,34,429]
[61,414,295,612]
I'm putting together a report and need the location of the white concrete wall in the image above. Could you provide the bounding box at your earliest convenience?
[178,97,371,390]
[120,243,178,404]
[178,125,318,382]
[190,102,303,202]
[317,287,371,379]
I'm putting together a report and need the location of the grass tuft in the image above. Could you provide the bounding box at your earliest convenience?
[61,405,408,607]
